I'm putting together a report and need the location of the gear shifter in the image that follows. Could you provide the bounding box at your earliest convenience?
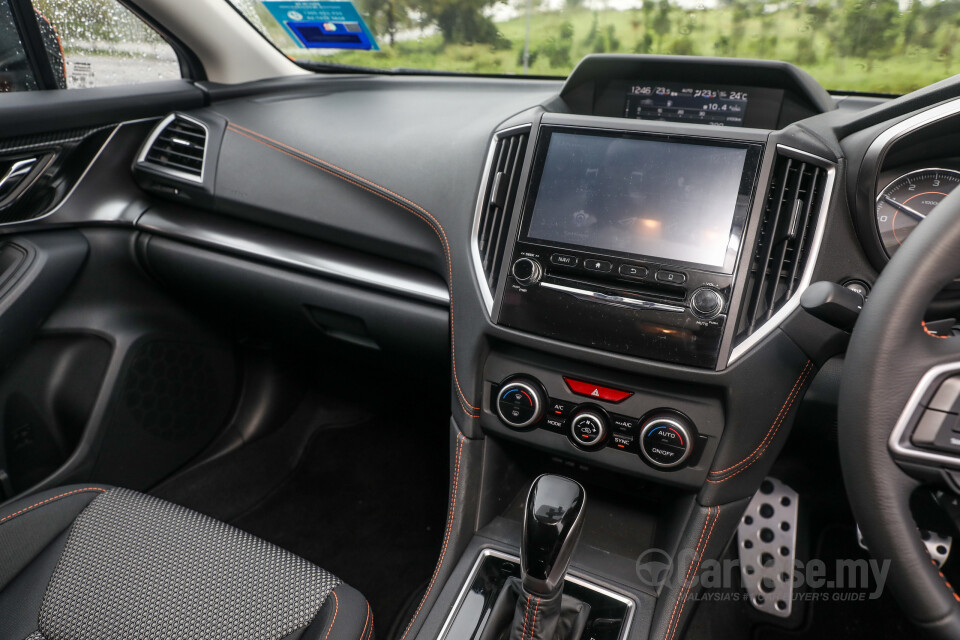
[522,474,586,596]
[479,475,590,640]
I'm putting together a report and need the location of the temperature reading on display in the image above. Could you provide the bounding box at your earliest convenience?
[625,83,749,127]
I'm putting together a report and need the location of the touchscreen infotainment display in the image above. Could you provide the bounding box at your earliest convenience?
[522,129,757,272]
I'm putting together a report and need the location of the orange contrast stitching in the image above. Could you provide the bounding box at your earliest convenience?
[923,321,951,339]
[358,601,370,640]
[528,596,541,640]
[0,487,106,526]
[707,361,814,483]
[667,508,718,640]
[400,433,466,640]
[224,123,480,418]
[322,591,339,640]
[520,592,532,640]
[663,506,713,640]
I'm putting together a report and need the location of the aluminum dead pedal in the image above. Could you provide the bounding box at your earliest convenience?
[857,525,952,568]
[738,477,799,618]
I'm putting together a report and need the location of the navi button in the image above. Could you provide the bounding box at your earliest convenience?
[550,254,579,267]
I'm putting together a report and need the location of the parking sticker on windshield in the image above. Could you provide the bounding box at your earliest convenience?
[260,1,379,50]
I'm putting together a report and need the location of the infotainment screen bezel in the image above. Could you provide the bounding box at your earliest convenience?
[518,125,764,276]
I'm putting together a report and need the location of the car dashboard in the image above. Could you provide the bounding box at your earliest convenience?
[6,49,960,640]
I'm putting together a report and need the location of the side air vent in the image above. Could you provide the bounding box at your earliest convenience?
[473,128,529,311]
[734,149,832,347]
[139,114,207,182]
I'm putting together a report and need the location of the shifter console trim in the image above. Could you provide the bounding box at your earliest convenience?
[437,548,636,640]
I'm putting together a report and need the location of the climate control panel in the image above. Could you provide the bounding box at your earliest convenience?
[492,375,699,471]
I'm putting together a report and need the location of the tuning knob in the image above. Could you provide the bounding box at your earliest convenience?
[512,257,543,286]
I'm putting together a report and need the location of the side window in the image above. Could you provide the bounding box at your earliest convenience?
[0,2,38,91]
[1,0,182,92]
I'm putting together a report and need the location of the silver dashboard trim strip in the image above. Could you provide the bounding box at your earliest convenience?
[540,281,685,312]
[436,548,636,640]
[727,145,837,365]
[471,124,532,316]
[135,112,209,185]
[889,361,960,468]
[138,211,451,307]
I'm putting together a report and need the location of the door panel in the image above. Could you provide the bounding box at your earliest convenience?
[0,79,216,504]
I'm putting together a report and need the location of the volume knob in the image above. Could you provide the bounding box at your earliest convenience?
[690,287,725,319]
[512,257,543,286]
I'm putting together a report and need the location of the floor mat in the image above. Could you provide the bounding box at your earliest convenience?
[152,387,449,633]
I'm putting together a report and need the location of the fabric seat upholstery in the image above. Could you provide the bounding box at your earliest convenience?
[0,485,372,640]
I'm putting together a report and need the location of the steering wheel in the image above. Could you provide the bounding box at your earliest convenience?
[840,188,960,637]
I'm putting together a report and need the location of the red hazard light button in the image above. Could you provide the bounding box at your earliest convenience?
[563,377,633,403]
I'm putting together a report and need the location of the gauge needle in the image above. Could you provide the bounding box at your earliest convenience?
[883,196,927,221]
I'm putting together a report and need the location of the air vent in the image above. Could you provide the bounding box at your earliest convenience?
[474,129,528,308]
[735,150,831,345]
[141,115,207,181]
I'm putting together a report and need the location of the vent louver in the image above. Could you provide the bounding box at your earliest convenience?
[476,130,528,298]
[142,115,207,181]
[735,151,830,344]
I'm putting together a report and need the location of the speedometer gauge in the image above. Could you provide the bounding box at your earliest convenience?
[875,169,960,256]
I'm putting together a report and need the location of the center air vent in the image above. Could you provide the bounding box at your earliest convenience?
[734,149,832,349]
[473,128,529,311]
[139,114,207,182]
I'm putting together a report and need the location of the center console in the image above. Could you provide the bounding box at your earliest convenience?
[435,54,839,640]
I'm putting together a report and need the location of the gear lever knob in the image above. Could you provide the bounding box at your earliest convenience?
[521,474,587,596]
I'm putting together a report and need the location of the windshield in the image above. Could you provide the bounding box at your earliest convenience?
[226,0,960,95]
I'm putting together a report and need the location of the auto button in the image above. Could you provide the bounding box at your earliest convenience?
[640,415,694,468]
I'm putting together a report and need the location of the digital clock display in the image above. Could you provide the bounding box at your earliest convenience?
[624,83,749,127]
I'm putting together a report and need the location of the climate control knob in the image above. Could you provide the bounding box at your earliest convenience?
[512,257,543,286]
[496,378,545,429]
[690,287,725,319]
[569,409,608,448]
[639,414,694,469]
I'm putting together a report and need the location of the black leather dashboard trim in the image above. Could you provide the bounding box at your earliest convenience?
[222,121,480,417]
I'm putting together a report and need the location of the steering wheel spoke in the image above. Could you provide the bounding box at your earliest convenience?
[889,357,960,473]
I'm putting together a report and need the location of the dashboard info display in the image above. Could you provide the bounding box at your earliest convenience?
[524,130,750,270]
[625,84,749,126]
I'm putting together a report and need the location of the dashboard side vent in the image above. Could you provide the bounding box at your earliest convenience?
[476,130,528,296]
[736,151,830,343]
[141,115,207,181]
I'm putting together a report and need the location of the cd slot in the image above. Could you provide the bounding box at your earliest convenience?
[544,272,687,303]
